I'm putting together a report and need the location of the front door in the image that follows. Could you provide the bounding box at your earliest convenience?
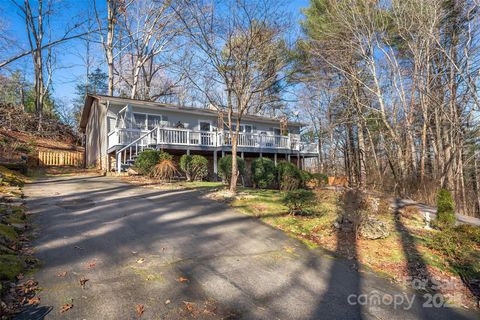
[199,121,212,145]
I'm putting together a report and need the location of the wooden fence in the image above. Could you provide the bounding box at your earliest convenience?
[38,150,84,167]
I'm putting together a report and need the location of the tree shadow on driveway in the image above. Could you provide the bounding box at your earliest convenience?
[17,175,479,319]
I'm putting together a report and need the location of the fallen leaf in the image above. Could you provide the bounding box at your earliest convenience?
[183,301,195,313]
[28,297,40,305]
[87,261,96,269]
[57,271,67,277]
[136,258,145,264]
[135,304,145,319]
[79,277,89,288]
[60,303,73,313]
[177,276,189,283]
[203,299,217,316]
[165,299,171,305]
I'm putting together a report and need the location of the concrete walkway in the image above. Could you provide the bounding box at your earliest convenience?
[18,175,479,319]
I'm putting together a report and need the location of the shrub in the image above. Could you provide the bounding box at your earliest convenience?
[427,225,480,279]
[435,189,456,228]
[179,154,209,181]
[276,161,302,190]
[151,159,178,181]
[218,155,246,182]
[299,170,313,188]
[251,157,276,188]
[283,189,316,215]
[135,150,172,176]
[311,173,328,186]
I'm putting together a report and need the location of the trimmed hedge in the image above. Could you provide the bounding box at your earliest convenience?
[135,150,172,176]
[252,157,276,188]
[218,155,246,182]
[179,154,209,181]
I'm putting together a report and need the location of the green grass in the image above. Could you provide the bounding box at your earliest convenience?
[0,165,27,186]
[180,181,223,189]
[0,165,32,283]
[0,254,25,280]
[0,224,19,242]
[229,188,339,250]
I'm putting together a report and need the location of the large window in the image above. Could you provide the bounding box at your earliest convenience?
[225,124,252,133]
[131,113,166,130]
[147,115,161,130]
[132,113,146,130]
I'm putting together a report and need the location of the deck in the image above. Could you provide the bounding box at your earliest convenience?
[108,127,319,155]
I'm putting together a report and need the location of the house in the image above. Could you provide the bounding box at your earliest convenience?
[80,95,319,178]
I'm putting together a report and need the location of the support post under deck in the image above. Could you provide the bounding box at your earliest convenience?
[116,152,121,172]
[213,150,218,179]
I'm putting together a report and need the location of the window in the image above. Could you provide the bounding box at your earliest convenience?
[274,128,281,136]
[147,115,161,130]
[133,113,146,130]
[200,121,211,131]
[107,116,116,133]
[227,124,252,132]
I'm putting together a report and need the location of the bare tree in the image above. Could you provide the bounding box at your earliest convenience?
[298,0,480,216]
[94,0,132,95]
[176,0,290,193]
[115,0,185,100]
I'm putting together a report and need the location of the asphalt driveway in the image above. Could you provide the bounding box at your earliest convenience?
[19,175,478,319]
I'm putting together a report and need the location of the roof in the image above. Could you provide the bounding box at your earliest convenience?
[79,94,304,132]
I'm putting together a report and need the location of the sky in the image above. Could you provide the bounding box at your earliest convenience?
[0,0,310,107]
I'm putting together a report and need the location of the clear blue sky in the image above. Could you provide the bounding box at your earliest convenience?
[0,0,310,106]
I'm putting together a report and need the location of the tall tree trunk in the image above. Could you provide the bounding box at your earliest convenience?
[357,121,366,188]
[106,0,115,96]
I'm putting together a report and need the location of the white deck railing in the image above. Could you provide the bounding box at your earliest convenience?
[110,127,317,153]
[221,132,290,149]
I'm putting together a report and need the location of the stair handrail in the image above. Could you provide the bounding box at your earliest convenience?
[117,125,158,154]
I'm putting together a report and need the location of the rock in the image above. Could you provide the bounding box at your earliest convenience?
[127,167,139,176]
[0,202,24,207]
[10,224,27,231]
[359,217,390,240]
